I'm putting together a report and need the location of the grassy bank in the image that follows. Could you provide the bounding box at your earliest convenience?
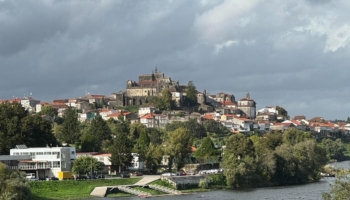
[30,178,141,200]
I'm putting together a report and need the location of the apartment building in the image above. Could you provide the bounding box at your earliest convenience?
[9,145,76,178]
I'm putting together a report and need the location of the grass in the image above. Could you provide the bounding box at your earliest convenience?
[29,178,142,200]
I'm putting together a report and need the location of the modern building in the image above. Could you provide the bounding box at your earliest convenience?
[8,145,76,178]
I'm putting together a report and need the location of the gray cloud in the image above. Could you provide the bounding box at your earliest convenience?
[1,0,350,120]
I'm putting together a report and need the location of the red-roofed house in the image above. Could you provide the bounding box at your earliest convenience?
[140,113,156,128]
[99,109,117,120]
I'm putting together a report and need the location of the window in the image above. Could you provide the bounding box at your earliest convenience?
[52,161,60,168]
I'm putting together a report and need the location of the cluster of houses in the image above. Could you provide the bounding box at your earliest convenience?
[1,69,349,178]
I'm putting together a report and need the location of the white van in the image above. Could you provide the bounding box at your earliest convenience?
[26,173,36,181]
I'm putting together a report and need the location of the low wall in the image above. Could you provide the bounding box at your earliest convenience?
[162,175,205,189]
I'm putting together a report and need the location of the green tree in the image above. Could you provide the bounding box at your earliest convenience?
[129,122,149,140]
[323,176,350,200]
[0,162,32,200]
[320,138,346,161]
[225,133,255,159]
[144,143,164,174]
[203,120,221,135]
[276,106,289,120]
[21,114,57,148]
[185,81,198,106]
[223,133,260,187]
[40,105,57,117]
[165,119,206,139]
[165,127,193,171]
[292,140,328,182]
[148,128,164,145]
[346,117,350,124]
[159,89,174,110]
[282,128,313,146]
[72,156,103,175]
[150,89,174,110]
[57,107,81,145]
[133,130,150,161]
[0,102,57,155]
[194,137,220,163]
[223,153,261,188]
[86,114,111,152]
[109,132,133,172]
[0,102,28,154]
[251,132,283,156]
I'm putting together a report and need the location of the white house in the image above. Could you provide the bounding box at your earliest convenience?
[10,145,76,178]
[128,153,145,171]
[138,106,155,117]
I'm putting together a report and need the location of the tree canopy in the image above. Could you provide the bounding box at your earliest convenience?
[72,156,103,175]
[185,81,198,106]
[150,89,174,110]
[57,106,80,145]
[165,127,193,171]
[0,102,57,154]
[109,132,133,172]
[0,163,32,200]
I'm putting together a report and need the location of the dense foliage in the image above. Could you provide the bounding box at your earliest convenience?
[0,102,57,154]
[150,89,175,110]
[0,163,32,200]
[72,156,104,175]
[222,129,328,188]
[184,81,198,106]
[323,176,350,200]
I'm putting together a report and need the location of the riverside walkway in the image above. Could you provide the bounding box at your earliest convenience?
[90,175,161,197]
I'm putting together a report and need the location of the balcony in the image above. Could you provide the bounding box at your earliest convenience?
[18,161,51,170]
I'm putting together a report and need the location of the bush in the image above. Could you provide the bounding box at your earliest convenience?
[209,174,226,186]
[199,178,210,189]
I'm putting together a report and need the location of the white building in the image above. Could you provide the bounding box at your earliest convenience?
[138,106,156,117]
[10,145,76,178]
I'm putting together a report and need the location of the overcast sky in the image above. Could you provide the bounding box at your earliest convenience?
[1,0,350,120]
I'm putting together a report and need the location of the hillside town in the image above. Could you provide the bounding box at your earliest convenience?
[0,69,349,200]
[1,69,349,139]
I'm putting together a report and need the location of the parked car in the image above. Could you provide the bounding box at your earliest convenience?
[76,175,88,180]
[161,172,176,177]
[49,177,59,181]
[186,171,195,175]
[120,173,130,178]
[87,175,98,179]
[97,175,105,179]
[176,171,187,176]
[131,171,143,176]
[36,177,46,181]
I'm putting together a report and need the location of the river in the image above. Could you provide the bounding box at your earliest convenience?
[95,161,349,200]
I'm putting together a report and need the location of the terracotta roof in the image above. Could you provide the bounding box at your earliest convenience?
[219,101,235,106]
[141,113,156,119]
[107,112,130,117]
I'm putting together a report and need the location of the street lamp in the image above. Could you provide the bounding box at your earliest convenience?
[90,148,95,179]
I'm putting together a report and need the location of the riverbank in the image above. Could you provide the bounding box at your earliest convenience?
[30,178,141,200]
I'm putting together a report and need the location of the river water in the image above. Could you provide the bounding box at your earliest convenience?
[95,161,349,200]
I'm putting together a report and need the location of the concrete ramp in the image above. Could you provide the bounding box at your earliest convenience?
[90,186,108,197]
[133,175,160,186]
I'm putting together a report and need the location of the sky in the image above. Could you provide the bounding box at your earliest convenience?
[1,0,350,120]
